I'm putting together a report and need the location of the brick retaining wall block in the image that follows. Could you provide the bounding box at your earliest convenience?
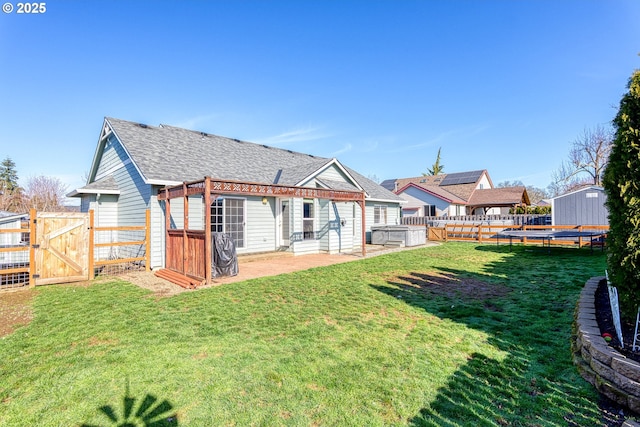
[572,276,640,415]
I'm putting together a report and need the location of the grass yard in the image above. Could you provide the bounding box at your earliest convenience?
[0,242,606,426]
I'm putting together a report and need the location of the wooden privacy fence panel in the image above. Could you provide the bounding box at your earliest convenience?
[0,209,150,291]
[165,229,206,280]
[33,211,90,286]
[440,223,609,247]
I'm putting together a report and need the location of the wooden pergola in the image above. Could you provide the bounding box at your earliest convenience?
[157,176,367,286]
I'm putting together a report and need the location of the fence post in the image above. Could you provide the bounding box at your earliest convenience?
[478,224,483,242]
[88,210,95,280]
[578,225,583,247]
[145,209,151,272]
[28,208,36,288]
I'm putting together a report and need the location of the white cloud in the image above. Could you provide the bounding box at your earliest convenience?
[330,143,352,157]
[173,113,221,130]
[255,126,330,146]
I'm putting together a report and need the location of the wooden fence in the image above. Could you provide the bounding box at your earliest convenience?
[0,209,150,290]
[402,213,551,226]
[429,223,609,248]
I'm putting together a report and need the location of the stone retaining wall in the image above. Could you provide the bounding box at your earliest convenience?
[572,276,640,414]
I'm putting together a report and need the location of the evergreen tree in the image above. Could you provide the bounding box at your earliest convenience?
[0,157,19,192]
[603,69,640,317]
[425,147,444,176]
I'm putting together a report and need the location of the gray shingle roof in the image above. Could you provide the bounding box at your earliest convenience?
[80,175,119,193]
[67,175,119,197]
[104,117,402,202]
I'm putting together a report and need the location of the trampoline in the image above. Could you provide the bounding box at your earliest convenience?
[495,229,607,253]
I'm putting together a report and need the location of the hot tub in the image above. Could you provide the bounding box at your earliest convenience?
[371,225,426,247]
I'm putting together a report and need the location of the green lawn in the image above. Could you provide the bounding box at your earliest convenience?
[0,242,606,426]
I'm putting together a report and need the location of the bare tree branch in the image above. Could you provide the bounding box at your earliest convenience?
[553,125,613,194]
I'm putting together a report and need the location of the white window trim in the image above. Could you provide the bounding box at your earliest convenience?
[302,198,316,240]
[211,197,246,248]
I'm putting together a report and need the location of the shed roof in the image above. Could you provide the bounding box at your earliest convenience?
[552,185,604,200]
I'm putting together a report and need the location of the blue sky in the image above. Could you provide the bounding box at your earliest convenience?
[1,0,639,203]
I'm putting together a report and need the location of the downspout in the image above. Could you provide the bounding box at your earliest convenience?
[332,201,341,253]
[359,194,366,257]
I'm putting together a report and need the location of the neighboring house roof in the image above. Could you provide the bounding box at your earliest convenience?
[467,187,530,208]
[386,170,491,203]
[0,211,28,224]
[67,175,120,197]
[387,170,531,210]
[84,117,402,203]
[396,182,467,204]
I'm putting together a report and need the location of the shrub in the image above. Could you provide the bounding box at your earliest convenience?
[603,69,640,317]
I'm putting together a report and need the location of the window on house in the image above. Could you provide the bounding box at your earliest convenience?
[374,205,387,224]
[424,205,436,216]
[303,199,315,240]
[20,219,30,245]
[211,197,245,248]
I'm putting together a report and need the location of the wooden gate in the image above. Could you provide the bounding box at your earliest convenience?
[427,227,446,241]
[32,212,90,286]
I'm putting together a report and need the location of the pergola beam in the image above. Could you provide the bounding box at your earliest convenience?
[158,177,365,203]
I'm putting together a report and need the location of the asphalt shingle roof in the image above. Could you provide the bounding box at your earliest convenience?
[467,186,530,206]
[104,117,402,202]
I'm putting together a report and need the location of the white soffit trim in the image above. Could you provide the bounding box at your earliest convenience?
[148,179,182,186]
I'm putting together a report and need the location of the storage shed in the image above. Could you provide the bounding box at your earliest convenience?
[551,186,608,226]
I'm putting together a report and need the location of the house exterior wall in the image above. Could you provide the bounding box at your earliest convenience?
[150,192,165,269]
[398,187,451,216]
[318,199,331,253]
[85,135,160,267]
[365,201,400,243]
[87,194,119,260]
[290,197,320,255]
[446,204,466,216]
[243,196,277,254]
[477,174,492,189]
[0,216,28,265]
[327,201,358,254]
[316,164,350,182]
[471,206,501,215]
[552,187,609,226]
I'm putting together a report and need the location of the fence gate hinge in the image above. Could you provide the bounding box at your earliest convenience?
[32,244,40,249]
[32,274,40,279]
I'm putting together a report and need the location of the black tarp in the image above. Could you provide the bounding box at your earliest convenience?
[211,233,238,277]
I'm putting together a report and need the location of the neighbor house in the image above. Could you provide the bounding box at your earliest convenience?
[381,170,529,217]
[0,211,29,268]
[69,117,403,270]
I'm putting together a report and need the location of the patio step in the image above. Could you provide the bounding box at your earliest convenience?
[383,240,405,248]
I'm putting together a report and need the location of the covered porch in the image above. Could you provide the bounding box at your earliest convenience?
[157,176,367,287]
